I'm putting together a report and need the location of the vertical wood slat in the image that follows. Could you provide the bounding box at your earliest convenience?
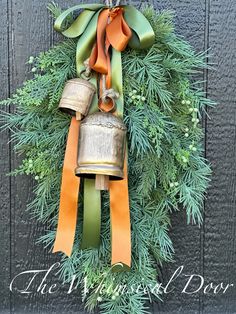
[199,0,211,312]
[8,0,88,313]
[9,0,59,313]
[204,0,236,313]
[0,0,11,313]
[9,0,54,312]
[153,1,207,313]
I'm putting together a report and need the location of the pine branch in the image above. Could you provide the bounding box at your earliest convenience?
[0,6,216,314]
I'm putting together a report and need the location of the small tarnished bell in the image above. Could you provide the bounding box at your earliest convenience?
[59,78,96,120]
[75,112,127,190]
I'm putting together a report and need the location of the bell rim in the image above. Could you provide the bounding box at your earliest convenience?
[75,166,124,180]
[59,102,89,116]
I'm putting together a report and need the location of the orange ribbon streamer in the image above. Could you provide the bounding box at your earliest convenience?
[89,9,109,75]
[53,117,80,256]
[90,7,132,268]
[89,7,132,111]
[110,155,131,269]
[54,7,132,269]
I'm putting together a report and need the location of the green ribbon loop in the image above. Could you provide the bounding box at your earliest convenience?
[60,10,96,38]
[54,4,105,33]
[75,10,101,73]
[123,6,155,49]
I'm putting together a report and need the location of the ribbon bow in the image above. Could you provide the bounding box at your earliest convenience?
[89,7,132,112]
[53,3,155,271]
[89,7,132,73]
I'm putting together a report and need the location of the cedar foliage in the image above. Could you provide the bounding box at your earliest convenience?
[0,6,215,314]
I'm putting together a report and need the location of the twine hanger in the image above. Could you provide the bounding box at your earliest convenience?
[105,0,121,8]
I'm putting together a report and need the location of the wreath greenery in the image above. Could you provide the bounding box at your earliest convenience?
[1,5,215,314]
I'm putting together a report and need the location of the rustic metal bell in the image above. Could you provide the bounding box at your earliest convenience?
[59,78,96,120]
[75,112,127,190]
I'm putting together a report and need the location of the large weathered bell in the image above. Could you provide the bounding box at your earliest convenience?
[75,112,127,190]
[59,78,96,120]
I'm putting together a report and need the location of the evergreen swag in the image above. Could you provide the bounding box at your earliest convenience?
[1,4,215,314]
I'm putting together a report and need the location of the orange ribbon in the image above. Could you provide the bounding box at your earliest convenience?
[110,155,131,269]
[53,117,80,256]
[89,7,132,111]
[54,7,132,269]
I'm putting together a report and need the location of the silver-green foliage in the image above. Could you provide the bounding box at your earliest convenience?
[0,8,215,314]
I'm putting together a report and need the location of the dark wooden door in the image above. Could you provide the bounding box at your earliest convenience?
[0,0,235,313]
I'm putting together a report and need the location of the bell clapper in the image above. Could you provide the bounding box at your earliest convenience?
[95,174,109,190]
[76,111,82,121]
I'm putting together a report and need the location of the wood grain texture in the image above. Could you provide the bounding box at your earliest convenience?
[0,0,11,313]
[8,0,74,313]
[204,1,236,313]
[9,0,55,312]
[153,1,206,313]
[8,0,92,313]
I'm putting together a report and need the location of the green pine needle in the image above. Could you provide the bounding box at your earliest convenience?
[0,7,216,314]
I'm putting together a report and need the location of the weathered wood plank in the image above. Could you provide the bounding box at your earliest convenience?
[9,0,55,312]
[153,1,207,313]
[0,0,11,313]
[203,0,236,313]
[8,0,72,313]
[8,0,89,313]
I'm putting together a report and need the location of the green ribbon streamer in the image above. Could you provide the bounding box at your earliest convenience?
[55,3,155,251]
[81,178,101,249]
[75,10,103,113]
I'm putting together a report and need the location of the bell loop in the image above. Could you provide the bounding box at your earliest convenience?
[80,58,92,80]
[98,96,116,113]
[98,88,119,113]
[102,88,119,102]
[80,69,92,80]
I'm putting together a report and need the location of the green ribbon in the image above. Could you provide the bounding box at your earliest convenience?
[124,6,155,49]
[81,178,101,249]
[54,4,105,33]
[55,4,154,251]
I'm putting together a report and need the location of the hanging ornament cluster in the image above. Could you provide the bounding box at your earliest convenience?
[1,1,215,310]
[52,2,155,271]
